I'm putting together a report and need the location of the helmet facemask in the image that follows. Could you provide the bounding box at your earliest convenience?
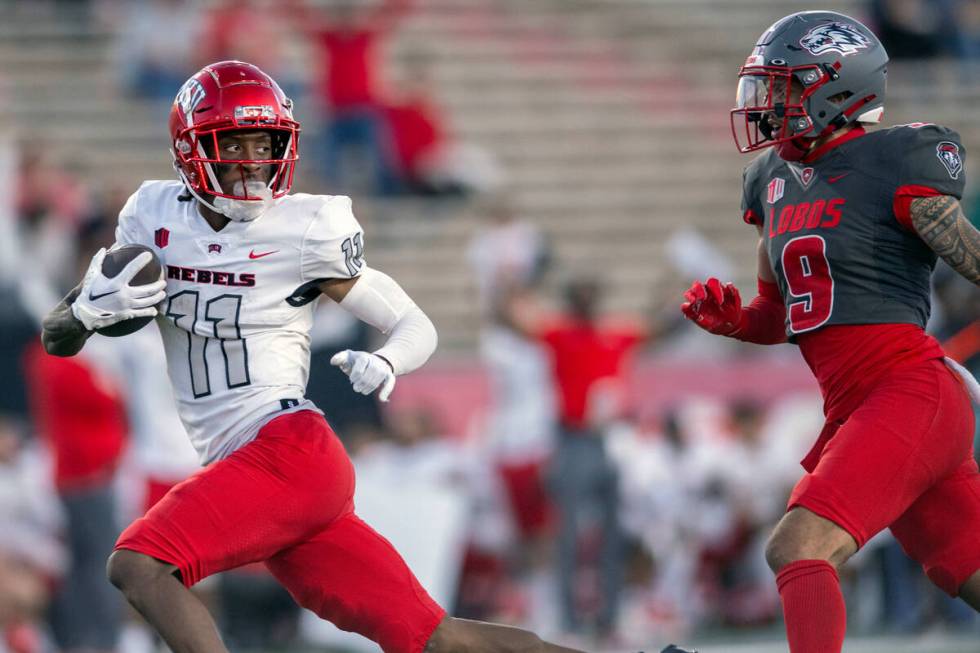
[173,118,299,222]
[730,12,889,159]
[731,64,829,154]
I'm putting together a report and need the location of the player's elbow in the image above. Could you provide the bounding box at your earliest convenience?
[420,308,438,356]
[406,305,438,364]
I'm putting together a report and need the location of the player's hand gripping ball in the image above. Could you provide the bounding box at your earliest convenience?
[681,277,743,336]
[72,245,167,337]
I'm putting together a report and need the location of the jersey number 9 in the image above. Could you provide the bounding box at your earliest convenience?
[781,235,835,333]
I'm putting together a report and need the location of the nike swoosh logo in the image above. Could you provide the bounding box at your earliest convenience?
[827,173,850,183]
[249,249,279,259]
[89,290,119,301]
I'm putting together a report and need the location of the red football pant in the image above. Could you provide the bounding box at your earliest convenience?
[790,358,980,595]
[116,411,445,653]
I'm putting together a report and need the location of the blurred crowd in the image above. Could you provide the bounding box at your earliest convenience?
[100,0,501,199]
[870,0,980,62]
[0,1,977,653]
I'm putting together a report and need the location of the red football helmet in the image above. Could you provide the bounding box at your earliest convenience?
[169,61,300,202]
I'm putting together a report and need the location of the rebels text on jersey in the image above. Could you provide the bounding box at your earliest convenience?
[115,181,366,463]
[741,124,966,337]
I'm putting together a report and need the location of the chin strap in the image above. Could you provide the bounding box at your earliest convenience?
[176,168,272,222]
[776,137,813,161]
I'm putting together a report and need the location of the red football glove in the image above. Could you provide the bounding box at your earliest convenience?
[681,277,743,336]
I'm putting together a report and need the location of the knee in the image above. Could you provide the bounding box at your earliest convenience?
[106,549,169,593]
[765,531,798,573]
[765,527,853,573]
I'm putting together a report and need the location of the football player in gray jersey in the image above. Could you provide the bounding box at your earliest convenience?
[683,11,980,653]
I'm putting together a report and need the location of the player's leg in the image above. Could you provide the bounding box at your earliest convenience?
[765,506,858,571]
[769,358,974,653]
[596,443,623,636]
[889,455,980,613]
[106,550,225,653]
[547,434,594,633]
[764,507,854,653]
[424,617,586,653]
[885,359,980,613]
[266,511,588,653]
[108,411,355,653]
[959,571,980,610]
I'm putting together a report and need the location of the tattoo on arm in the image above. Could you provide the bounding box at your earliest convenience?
[910,195,980,285]
[41,284,93,357]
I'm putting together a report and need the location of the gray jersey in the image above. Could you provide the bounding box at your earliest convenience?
[741,124,965,337]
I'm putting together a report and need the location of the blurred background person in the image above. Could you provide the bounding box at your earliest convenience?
[22,217,128,653]
[290,0,411,195]
[196,0,306,101]
[109,0,203,102]
[385,53,504,197]
[466,198,556,632]
[504,276,652,644]
[0,414,66,653]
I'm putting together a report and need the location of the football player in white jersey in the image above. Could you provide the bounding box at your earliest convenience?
[39,61,619,653]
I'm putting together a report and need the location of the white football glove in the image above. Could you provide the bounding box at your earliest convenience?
[330,349,396,402]
[71,248,167,331]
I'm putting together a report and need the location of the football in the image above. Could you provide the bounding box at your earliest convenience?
[95,244,164,337]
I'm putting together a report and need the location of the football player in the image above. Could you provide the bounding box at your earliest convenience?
[40,60,666,653]
[682,11,980,653]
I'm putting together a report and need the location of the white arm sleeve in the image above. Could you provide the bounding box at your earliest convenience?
[338,267,438,376]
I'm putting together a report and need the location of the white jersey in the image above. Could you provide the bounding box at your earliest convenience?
[115,322,199,479]
[114,180,365,463]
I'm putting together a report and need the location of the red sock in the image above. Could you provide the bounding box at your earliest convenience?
[776,559,846,653]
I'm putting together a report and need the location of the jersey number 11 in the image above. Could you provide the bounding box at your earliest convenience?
[165,291,251,398]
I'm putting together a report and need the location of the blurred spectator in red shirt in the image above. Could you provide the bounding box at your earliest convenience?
[504,277,650,640]
[539,289,645,432]
[24,341,126,493]
[385,81,444,194]
[23,337,127,653]
[291,0,411,194]
[386,55,503,197]
[197,0,303,101]
[22,218,126,653]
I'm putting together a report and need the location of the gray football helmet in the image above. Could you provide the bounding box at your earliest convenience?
[731,11,888,157]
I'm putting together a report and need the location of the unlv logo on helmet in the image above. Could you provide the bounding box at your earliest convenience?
[175,78,206,123]
[799,22,871,57]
